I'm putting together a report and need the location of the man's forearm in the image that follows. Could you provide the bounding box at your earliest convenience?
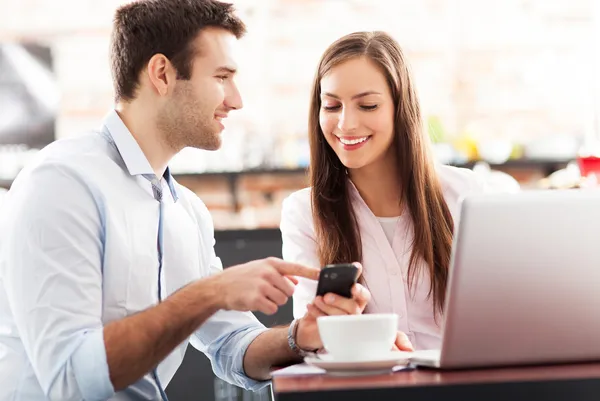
[104,278,220,390]
[243,326,302,381]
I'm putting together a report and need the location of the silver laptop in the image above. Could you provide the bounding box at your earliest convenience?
[410,189,600,369]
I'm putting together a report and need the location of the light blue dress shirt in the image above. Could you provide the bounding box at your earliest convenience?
[0,110,269,401]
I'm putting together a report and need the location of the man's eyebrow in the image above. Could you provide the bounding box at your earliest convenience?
[215,66,237,74]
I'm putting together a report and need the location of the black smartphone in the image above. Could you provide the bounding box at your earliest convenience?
[315,263,360,298]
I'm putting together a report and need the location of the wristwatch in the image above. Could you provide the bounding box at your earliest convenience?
[287,319,320,357]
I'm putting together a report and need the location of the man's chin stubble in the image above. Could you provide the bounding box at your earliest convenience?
[189,135,222,151]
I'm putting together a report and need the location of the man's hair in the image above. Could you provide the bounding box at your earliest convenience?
[110,0,246,102]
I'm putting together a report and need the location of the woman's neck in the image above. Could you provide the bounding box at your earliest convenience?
[348,149,403,217]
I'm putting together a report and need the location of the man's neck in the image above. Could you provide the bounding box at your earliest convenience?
[115,101,176,178]
[348,149,403,218]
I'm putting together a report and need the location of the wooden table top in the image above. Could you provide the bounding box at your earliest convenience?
[272,362,600,401]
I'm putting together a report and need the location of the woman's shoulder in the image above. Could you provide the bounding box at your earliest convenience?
[280,187,314,230]
[282,187,312,211]
[436,163,486,195]
[435,164,488,217]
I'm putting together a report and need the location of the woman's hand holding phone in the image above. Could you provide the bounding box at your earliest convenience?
[296,262,414,353]
[309,262,370,316]
[309,281,370,317]
[295,262,371,351]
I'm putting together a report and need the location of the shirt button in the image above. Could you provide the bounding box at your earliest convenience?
[390,270,399,276]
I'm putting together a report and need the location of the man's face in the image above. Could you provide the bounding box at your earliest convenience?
[158,27,243,151]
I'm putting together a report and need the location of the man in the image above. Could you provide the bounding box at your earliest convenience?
[0,1,377,400]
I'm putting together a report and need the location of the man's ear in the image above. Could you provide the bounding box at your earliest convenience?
[146,54,176,97]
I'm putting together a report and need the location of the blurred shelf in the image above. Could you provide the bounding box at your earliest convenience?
[450,158,573,175]
[180,158,573,177]
[174,159,573,211]
[174,167,308,179]
[174,157,573,181]
[215,227,280,241]
[174,168,308,212]
[459,158,574,168]
[0,158,574,210]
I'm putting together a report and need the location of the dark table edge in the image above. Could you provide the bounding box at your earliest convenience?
[273,377,600,401]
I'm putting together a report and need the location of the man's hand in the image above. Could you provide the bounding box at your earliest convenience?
[295,262,371,351]
[210,257,319,315]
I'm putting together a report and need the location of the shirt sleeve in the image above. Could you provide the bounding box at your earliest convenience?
[279,191,320,320]
[185,192,269,391]
[190,245,269,391]
[0,162,114,401]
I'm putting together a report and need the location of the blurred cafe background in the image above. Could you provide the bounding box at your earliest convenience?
[2,0,600,400]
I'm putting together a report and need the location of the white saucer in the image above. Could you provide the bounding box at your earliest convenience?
[304,351,412,376]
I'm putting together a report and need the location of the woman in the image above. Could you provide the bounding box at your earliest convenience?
[281,31,488,351]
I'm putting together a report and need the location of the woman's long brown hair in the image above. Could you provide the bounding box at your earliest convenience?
[308,31,454,316]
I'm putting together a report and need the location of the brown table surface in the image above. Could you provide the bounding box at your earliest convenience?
[272,362,600,401]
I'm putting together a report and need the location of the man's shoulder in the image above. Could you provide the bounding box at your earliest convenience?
[173,182,207,210]
[13,131,122,188]
[172,181,214,228]
[30,130,122,174]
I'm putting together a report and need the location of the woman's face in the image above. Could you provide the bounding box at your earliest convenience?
[319,56,396,171]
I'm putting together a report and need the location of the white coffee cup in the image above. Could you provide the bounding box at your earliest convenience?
[316,313,398,361]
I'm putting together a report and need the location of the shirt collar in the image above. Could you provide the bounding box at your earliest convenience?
[102,109,179,202]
